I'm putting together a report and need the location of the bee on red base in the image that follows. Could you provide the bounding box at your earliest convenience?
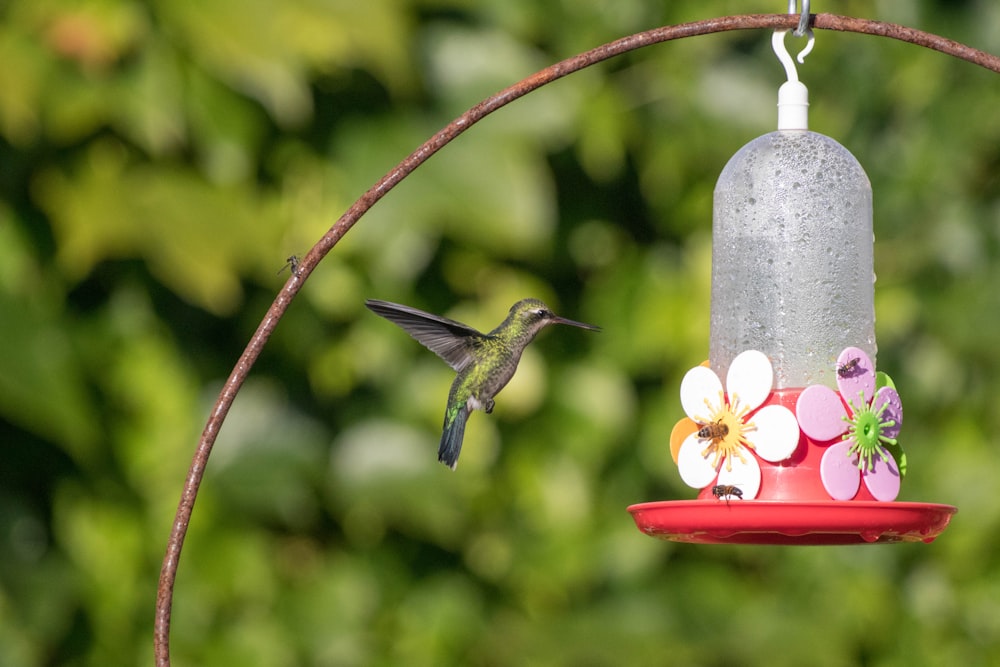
[712,484,743,504]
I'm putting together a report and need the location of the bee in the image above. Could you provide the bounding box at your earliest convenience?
[712,484,743,504]
[278,255,301,276]
[697,420,729,441]
[837,357,861,378]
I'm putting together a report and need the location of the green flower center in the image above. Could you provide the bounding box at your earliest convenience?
[843,391,897,473]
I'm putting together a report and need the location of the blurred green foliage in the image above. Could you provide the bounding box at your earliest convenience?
[1,0,999,665]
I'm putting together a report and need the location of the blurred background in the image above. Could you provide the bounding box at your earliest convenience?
[1,0,999,665]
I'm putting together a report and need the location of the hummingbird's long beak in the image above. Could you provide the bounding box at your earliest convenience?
[550,315,601,331]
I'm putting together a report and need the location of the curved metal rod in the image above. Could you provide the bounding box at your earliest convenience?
[155,13,1000,666]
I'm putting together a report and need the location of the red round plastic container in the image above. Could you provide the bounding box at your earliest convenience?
[629,389,957,545]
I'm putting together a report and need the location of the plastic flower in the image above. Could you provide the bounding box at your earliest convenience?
[673,350,800,499]
[796,347,905,501]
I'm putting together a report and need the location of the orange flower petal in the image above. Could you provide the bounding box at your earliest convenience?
[670,418,699,464]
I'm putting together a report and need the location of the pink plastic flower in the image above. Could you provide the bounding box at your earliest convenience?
[675,350,799,499]
[796,347,905,501]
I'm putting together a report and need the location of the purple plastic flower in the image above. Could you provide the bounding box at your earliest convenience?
[796,347,905,501]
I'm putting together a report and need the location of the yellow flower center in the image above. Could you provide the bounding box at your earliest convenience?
[695,391,757,472]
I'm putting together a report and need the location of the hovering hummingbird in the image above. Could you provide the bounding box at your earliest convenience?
[365,298,600,469]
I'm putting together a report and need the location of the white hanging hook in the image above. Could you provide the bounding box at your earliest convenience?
[771,29,814,82]
[772,30,800,83]
[773,2,811,130]
[779,0,815,67]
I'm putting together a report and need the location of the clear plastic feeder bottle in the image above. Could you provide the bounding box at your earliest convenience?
[709,106,875,389]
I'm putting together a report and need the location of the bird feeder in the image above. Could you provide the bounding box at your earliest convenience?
[629,19,957,544]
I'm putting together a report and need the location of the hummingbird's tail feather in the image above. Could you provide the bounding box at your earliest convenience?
[438,407,470,470]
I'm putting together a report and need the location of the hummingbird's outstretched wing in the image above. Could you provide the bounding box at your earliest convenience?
[365,299,482,371]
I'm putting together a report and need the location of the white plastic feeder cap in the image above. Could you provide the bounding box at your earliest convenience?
[772,29,811,130]
[777,80,809,130]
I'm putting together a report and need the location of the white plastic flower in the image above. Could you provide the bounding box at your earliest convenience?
[676,350,800,499]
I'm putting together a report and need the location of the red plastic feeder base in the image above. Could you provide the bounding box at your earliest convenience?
[638,385,957,545]
[627,500,957,545]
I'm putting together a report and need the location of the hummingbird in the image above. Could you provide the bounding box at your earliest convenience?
[365,298,600,469]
